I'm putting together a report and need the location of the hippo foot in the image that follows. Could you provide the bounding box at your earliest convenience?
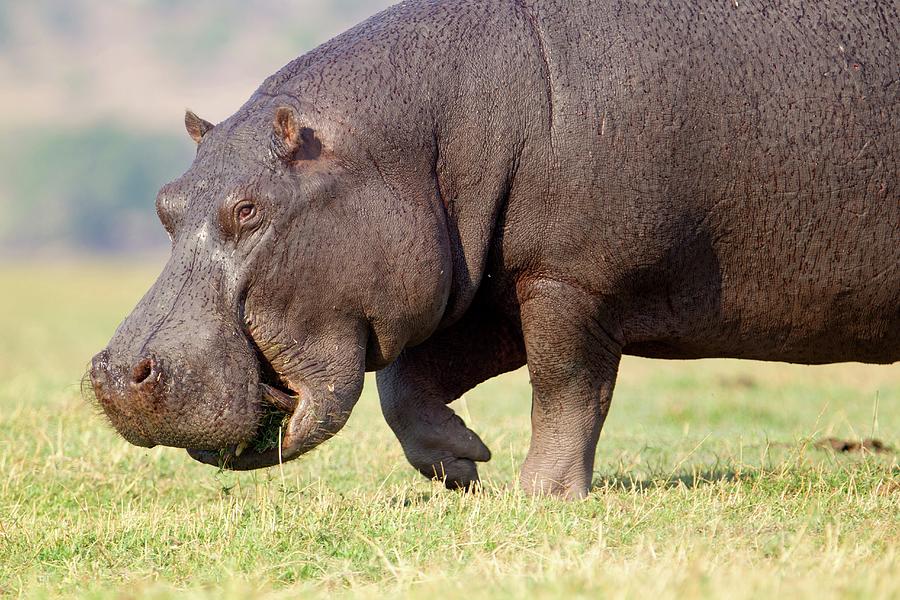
[518,451,593,500]
[419,457,481,491]
[400,410,491,491]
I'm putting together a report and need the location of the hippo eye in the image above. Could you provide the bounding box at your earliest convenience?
[236,202,256,224]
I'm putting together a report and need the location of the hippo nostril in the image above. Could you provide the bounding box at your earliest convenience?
[130,357,156,386]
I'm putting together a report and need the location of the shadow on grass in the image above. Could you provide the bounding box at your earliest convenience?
[593,469,741,492]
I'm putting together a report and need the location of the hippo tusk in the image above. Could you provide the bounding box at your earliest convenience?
[260,383,299,413]
[235,440,248,457]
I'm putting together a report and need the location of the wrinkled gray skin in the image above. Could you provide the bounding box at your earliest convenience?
[91,0,899,498]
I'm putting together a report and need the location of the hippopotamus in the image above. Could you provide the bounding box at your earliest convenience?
[89,0,899,498]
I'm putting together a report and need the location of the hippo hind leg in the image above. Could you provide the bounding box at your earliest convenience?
[376,307,525,490]
[517,277,621,499]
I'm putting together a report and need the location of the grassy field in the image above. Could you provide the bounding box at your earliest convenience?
[0,262,897,599]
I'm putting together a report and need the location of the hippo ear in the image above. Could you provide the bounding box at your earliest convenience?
[271,106,322,163]
[185,110,214,144]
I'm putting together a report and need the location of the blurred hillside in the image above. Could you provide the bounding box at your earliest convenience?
[0,0,395,255]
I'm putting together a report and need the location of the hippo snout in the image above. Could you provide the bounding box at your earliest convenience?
[89,348,159,448]
[89,332,263,452]
[90,349,162,398]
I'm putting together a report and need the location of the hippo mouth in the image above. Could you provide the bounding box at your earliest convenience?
[187,332,310,470]
[234,377,300,460]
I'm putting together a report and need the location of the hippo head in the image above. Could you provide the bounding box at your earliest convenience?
[90,99,451,469]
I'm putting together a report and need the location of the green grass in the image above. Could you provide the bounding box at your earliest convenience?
[0,261,897,599]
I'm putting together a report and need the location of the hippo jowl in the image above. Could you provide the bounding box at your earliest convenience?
[90,0,898,498]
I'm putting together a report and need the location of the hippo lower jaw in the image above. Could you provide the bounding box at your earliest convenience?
[186,386,298,470]
[187,358,351,471]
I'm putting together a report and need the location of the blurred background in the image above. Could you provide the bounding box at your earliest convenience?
[0,0,394,257]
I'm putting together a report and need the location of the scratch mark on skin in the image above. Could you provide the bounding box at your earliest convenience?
[852,140,871,163]
[513,0,556,150]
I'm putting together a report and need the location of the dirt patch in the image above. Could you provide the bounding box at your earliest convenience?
[814,437,893,454]
[717,374,758,390]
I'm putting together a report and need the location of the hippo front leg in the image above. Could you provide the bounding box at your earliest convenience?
[377,307,525,490]
[517,278,622,499]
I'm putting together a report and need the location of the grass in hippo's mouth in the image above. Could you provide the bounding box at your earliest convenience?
[249,382,299,453]
[241,324,300,454]
[252,407,290,453]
